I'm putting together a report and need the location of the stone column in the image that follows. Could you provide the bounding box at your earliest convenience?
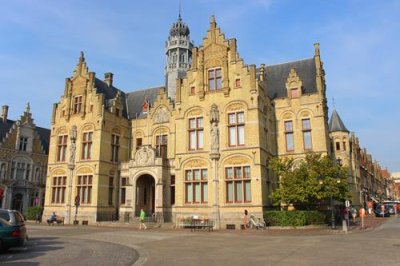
[155,179,164,223]
[66,125,77,225]
[209,104,220,229]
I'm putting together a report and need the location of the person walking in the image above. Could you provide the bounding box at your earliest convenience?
[242,209,249,230]
[139,209,147,230]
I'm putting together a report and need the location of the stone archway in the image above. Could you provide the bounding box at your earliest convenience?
[135,174,155,217]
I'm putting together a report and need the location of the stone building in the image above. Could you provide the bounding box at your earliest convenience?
[328,109,392,208]
[43,15,384,228]
[0,104,49,212]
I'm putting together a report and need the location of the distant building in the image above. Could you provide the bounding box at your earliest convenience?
[0,104,50,212]
[391,172,400,200]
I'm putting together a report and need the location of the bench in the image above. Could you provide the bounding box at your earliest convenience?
[47,216,64,225]
[184,219,214,232]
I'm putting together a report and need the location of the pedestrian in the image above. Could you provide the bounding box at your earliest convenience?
[242,209,249,230]
[351,207,357,225]
[139,209,147,230]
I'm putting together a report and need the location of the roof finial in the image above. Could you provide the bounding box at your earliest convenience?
[178,0,181,19]
[79,51,85,63]
[25,102,30,113]
[332,97,336,109]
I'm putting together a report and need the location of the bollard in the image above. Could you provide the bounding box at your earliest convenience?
[342,220,348,233]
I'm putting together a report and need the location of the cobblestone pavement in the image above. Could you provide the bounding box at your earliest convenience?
[1,215,398,266]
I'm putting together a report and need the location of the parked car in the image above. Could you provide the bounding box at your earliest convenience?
[384,204,396,215]
[375,204,391,217]
[0,209,28,252]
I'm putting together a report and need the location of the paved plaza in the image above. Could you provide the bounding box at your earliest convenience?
[1,215,399,265]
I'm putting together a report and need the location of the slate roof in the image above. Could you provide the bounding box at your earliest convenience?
[94,76,162,119]
[125,87,163,119]
[0,119,14,142]
[36,126,51,154]
[329,109,349,133]
[263,58,317,99]
[94,78,128,117]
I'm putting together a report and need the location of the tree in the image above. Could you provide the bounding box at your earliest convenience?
[269,153,350,209]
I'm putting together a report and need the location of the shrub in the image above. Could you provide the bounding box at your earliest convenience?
[264,210,326,227]
[25,206,44,220]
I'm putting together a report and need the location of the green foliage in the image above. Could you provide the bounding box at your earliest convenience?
[25,206,44,220]
[268,153,351,207]
[264,210,326,226]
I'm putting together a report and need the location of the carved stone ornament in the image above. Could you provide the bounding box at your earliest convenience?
[134,146,155,166]
[154,107,169,124]
[209,104,220,155]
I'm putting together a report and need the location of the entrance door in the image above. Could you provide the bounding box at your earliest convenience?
[136,174,155,217]
[12,193,23,212]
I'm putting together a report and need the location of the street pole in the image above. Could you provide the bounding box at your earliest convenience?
[330,195,335,229]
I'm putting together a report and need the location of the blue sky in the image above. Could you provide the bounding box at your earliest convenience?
[1,0,399,172]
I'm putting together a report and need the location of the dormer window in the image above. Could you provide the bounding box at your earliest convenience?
[208,68,222,91]
[116,108,120,117]
[73,96,82,114]
[142,101,149,113]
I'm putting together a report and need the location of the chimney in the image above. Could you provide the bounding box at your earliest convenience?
[2,105,8,122]
[104,72,113,87]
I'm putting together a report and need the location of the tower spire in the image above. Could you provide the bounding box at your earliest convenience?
[179,0,181,19]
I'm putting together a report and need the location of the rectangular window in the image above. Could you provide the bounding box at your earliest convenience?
[73,96,83,114]
[121,177,127,205]
[111,134,120,162]
[115,108,120,117]
[291,88,299,98]
[77,175,92,204]
[235,78,241,88]
[336,142,340,151]
[136,138,142,149]
[19,136,28,151]
[108,177,114,206]
[225,166,251,203]
[190,86,196,95]
[57,135,68,162]
[208,68,222,91]
[51,176,66,204]
[188,117,204,150]
[25,164,30,180]
[285,121,294,151]
[185,169,208,204]
[81,132,93,160]
[343,141,346,151]
[156,135,168,158]
[228,112,245,147]
[302,119,312,150]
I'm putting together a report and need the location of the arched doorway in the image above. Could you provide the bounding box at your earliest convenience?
[135,174,155,217]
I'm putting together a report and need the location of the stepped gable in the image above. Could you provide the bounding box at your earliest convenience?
[126,87,163,119]
[329,109,349,132]
[263,58,317,99]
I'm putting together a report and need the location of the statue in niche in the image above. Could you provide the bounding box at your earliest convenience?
[210,122,219,153]
[210,104,219,124]
[209,104,220,154]
[69,125,77,164]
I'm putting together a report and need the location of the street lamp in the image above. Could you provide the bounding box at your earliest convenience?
[318,176,341,229]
